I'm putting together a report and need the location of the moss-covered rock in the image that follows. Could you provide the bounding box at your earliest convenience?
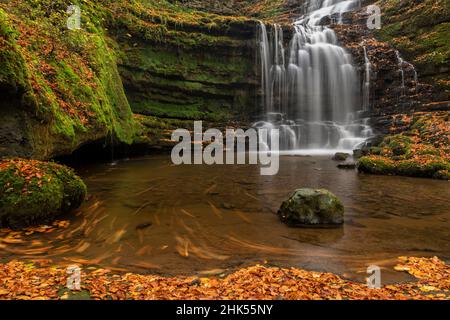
[357,156,396,175]
[0,1,136,160]
[382,135,412,158]
[278,188,344,226]
[0,159,86,228]
[433,170,450,180]
[396,158,449,178]
[332,152,351,161]
[358,155,450,180]
[358,112,450,180]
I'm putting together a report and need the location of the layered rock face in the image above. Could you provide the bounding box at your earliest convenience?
[330,3,449,133]
[375,0,449,101]
[110,2,260,122]
[0,0,262,159]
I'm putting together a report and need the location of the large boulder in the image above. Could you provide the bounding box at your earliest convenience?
[0,159,87,228]
[278,189,344,226]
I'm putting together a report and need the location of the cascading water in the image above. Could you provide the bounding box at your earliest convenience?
[395,50,419,95]
[395,50,406,96]
[255,0,373,153]
[362,45,371,112]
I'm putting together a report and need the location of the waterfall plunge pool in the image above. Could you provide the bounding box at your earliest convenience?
[1,154,448,283]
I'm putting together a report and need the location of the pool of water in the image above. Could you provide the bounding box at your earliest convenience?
[1,155,449,282]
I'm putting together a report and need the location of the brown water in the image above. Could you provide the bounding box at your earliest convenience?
[2,155,449,282]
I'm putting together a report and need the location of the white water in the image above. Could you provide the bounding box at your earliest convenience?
[256,0,372,152]
[395,50,419,96]
[395,50,406,96]
[362,45,371,112]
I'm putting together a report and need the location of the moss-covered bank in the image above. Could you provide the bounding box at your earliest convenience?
[0,159,86,228]
[0,0,137,159]
[358,112,450,180]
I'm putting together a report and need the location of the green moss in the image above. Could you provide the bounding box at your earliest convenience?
[132,100,231,121]
[376,0,450,94]
[381,135,412,158]
[396,159,449,178]
[243,0,288,21]
[357,156,396,175]
[369,146,382,155]
[278,188,344,226]
[51,164,87,212]
[416,145,441,156]
[0,159,86,228]
[118,25,254,122]
[1,1,137,158]
[0,9,29,92]
[433,170,450,180]
[358,155,450,179]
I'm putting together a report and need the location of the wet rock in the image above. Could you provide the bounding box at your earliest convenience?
[220,202,235,210]
[357,156,395,175]
[353,149,364,159]
[332,152,351,161]
[278,189,344,226]
[317,15,331,26]
[353,135,385,159]
[337,162,357,170]
[136,222,152,230]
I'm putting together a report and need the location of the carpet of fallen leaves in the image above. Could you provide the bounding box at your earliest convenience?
[0,256,448,300]
[390,112,450,159]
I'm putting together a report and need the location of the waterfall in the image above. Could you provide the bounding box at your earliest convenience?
[395,50,406,96]
[259,23,272,112]
[362,46,371,112]
[395,50,419,96]
[255,0,372,153]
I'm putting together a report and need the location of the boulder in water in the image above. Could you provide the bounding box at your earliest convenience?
[337,162,357,170]
[0,159,86,228]
[278,189,344,226]
[332,152,351,161]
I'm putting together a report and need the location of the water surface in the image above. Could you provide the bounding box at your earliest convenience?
[1,155,449,282]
